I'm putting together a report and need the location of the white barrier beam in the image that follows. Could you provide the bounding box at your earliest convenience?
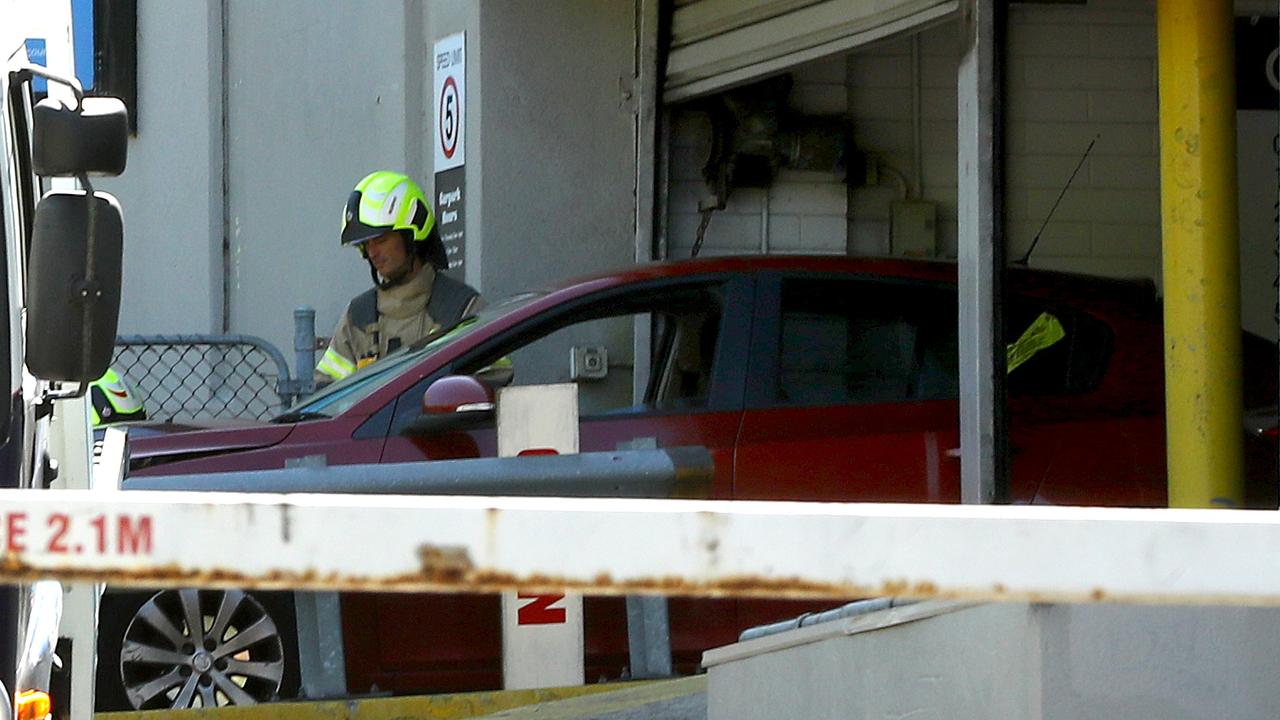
[0,490,1278,606]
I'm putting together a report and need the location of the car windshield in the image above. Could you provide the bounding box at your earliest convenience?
[275,291,544,420]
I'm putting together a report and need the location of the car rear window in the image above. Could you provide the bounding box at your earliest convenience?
[1005,301,1113,396]
[774,278,1113,406]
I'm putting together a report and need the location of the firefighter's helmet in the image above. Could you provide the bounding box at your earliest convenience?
[340,171,446,270]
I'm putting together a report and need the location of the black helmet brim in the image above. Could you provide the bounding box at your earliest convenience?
[342,220,390,248]
[341,189,391,247]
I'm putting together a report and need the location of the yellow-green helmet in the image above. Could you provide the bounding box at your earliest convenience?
[341,171,446,270]
[89,367,147,427]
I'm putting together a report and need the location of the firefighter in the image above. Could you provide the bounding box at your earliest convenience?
[315,171,481,384]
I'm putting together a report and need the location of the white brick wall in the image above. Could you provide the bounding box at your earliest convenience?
[844,23,959,257]
[665,57,849,258]
[1005,0,1162,283]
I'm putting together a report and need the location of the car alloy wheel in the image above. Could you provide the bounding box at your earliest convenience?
[119,588,286,709]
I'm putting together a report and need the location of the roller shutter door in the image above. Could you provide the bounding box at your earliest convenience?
[666,0,959,101]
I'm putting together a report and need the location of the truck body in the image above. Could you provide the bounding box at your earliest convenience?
[2,1,130,717]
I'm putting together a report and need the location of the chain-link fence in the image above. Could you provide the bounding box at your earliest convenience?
[112,334,302,422]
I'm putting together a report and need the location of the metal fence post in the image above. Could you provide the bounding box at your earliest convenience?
[294,306,316,398]
[293,591,347,700]
[616,437,673,679]
[626,596,673,679]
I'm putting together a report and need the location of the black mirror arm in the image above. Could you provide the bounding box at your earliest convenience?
[77,173,101,384]
[12,65,84,107]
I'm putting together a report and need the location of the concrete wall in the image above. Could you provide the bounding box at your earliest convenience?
[707,602,1042,720]
[476,0,637,296]
[223,1,418,355]
[95,2,224,335]
[222,0,414,356]
[106,0,638,369]
[706,601,1280,720]
[1005,1,1162,281]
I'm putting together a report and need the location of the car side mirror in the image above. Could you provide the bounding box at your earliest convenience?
[402,375,496,436]
[25,192,124,382]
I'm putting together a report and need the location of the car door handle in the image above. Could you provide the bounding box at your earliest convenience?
[945,448,961,459]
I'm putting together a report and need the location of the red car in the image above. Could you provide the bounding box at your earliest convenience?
[96,255,1278,710]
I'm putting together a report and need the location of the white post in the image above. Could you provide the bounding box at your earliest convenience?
[957,0,1003,504]
[51,397,114,720]
[497,384,585,689]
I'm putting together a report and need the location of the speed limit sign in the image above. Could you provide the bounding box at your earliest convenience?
[440,76,460,160]
[434,33,465,170]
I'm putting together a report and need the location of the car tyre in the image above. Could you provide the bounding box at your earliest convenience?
[96,588,300,711]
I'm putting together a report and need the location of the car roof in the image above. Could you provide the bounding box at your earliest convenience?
[541,254,1158,308]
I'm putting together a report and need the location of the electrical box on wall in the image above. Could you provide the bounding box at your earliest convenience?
[570,346,608,381]
[890,200,937,258]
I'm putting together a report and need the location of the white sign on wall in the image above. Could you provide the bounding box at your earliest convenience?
[433,32,465,171]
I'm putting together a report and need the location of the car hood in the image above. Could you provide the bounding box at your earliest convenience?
[127,422,294,463]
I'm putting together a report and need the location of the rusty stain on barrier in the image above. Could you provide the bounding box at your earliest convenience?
[2,556,1278,608]
[418,544,473,583]
[0,547,1256,608]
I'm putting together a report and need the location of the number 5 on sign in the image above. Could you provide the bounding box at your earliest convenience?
[498,384,584,690]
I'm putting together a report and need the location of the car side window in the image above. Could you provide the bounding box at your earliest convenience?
[776,279,958,406]
[386,282,728,433]
[772,278,1114,408]
[457,285,726,416]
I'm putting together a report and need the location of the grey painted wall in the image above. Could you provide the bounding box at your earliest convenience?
[476,1,637,298]
[224,1,419,356]
[96,1,224,335]
[109,0,638,373]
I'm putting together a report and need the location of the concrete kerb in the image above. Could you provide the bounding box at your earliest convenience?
[474,676,707,719]
[94,681,661,720]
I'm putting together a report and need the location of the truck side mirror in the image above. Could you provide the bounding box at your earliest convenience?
[31,97,128,177]
[25,192,124,382]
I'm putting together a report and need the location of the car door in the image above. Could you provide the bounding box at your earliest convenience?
[734,273,963,504]
[1002,294,1165,508]
[732,273,1061,505]
[354,275,753,693]
[732,272,973,631]
[378,275,752,488]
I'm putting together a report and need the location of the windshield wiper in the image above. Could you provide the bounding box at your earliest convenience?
[271,410,330,424]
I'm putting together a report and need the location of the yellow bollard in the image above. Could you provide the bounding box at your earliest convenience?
[1156,0,1244,508]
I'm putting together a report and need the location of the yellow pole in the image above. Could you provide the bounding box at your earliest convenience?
[1156,0,1243,508]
